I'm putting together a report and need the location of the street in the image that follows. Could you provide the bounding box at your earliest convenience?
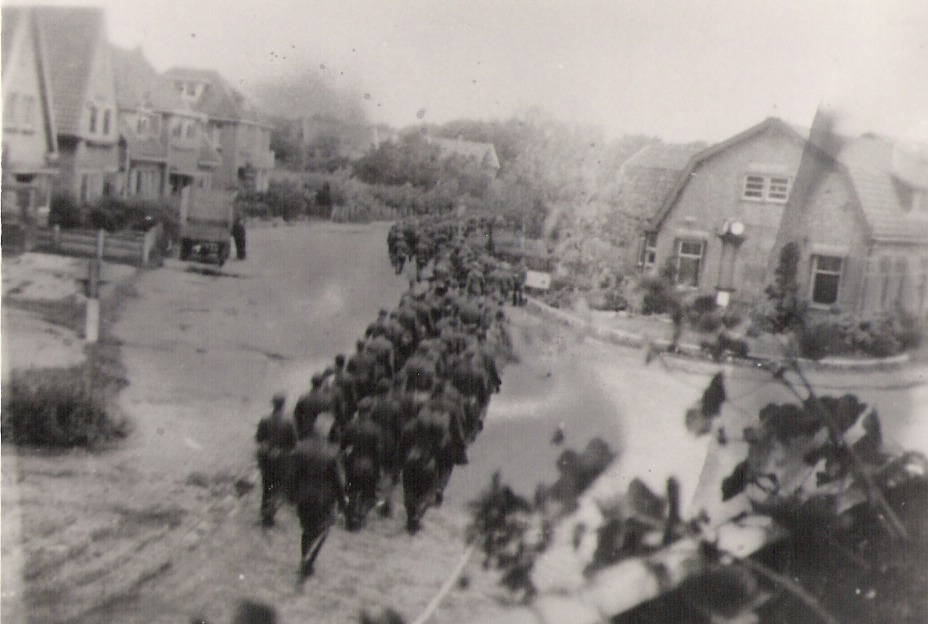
[6,221,926,624]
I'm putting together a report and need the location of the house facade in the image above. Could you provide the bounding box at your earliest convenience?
[771,123,928,318]
[1,6,58,229]
[641,118,809,307]
[164,68,274,192]
[111,46,219,200]
[35,6,120,203]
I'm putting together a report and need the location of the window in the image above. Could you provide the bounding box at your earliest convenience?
[186,122,196,140]
[810,255,843,306]
[768,176,790,201]
[171,120,182,139]
[137,115,148,135]
[150,115,161,134]
[103,109,111,135]
[743,175,765,199]
[674,239,705,287]
[637,232,657,271]
[80,173,90,202]
[742,174,792,203]
[89,106,98,133]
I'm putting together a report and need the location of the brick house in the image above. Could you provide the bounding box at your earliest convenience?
[771,119,928,318]
[111,46,220,200]
[640,118,809,307]
[1,6,58,230]
[34,6,120,203]
[163,68,274,192]
[626,143,705,269]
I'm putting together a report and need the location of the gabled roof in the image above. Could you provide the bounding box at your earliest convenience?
[831,135,928,243]
[111,45,191,114]
[621,144,704,225]
[648,117,807,230]
[34,6,109,137]
[163,67,269,125]
[624,143,703,171]
[429,136,500,170]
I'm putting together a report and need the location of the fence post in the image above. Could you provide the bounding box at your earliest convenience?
[85,230,105,343]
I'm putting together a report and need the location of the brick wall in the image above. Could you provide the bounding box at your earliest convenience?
[653,125,804,304]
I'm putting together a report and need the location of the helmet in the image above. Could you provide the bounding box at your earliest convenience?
[271,392,286,408]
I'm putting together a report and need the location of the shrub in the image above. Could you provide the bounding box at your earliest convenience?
[49,193,85,229]
[639,276,678,315]
[797,310,924,360]
[2,367,130,449]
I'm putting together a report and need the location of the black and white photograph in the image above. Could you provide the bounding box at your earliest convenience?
[1,1,927,622]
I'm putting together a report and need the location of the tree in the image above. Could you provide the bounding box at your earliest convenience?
[764,241,806,333]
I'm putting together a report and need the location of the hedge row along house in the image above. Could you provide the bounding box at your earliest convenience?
[636,116,928,319]
[0,5,275,237]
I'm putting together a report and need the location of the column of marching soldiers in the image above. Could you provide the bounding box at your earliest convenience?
[255,214,528,584]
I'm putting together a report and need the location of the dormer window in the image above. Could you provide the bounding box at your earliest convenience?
[89,106,98,133]
[103,109,111,135]
[742,174,791,203]
[137,115,149,135]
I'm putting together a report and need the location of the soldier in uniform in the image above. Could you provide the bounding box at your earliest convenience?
[255,393,297,527]
[288,435,347,581]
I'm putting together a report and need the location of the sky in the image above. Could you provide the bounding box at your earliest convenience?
[7,0,928,143]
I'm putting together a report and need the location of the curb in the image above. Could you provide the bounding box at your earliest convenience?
[522,297,916,373]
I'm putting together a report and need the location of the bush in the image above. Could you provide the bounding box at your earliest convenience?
[49,193,85,229]
[2,367,130,448]
[639,276,678,315]
[798,310,925,360]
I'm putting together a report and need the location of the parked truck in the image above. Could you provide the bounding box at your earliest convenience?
[178,187,235,267]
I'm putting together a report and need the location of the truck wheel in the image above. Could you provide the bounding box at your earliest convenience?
[217,243,229,267]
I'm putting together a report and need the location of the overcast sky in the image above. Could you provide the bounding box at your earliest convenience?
[9,0,928,143]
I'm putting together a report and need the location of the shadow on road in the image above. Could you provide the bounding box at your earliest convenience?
[183,265,245,278]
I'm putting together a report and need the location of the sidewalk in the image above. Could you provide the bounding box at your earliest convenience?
[524,296,920,375]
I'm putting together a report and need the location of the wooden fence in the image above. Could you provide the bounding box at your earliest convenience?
[32,224,162,267]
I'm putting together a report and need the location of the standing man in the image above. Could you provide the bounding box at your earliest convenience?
[255,392,297,527]
[232,215,247,260]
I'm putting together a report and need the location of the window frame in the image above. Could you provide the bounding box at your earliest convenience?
[88,106,98,134]
[742,174,792,203]
[674,238,705,288]
[637,232,657,271]
[809,254,844,307]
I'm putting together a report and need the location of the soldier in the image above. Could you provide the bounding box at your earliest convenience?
[231,216,247,260]
[255,393,297,527]
[288,435,347,581]
[293,375,335,439]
